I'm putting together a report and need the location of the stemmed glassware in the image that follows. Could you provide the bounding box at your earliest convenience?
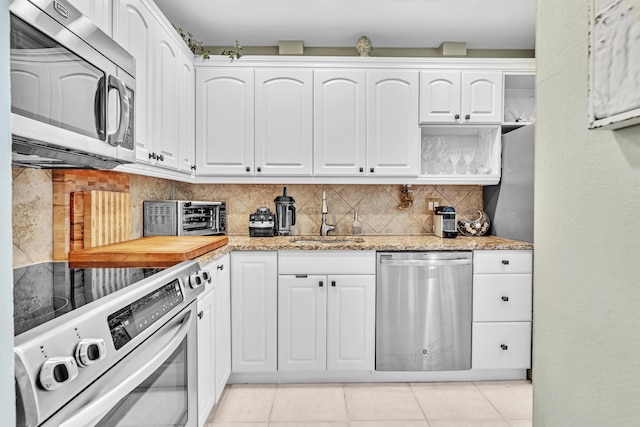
[477,131,492,175]
[448,147,461,174]
[435,137,448,174]
[462,147,475,174]
[421,137,434,174]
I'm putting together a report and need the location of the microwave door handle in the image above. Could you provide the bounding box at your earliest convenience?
[106,75,130,147]
[94,76,106,141]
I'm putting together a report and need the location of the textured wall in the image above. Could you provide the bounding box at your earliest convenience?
[535,0,640,425]
[11,168,482,267]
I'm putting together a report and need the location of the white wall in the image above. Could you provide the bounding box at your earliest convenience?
[0,0,15,424]
[534,0,640,425]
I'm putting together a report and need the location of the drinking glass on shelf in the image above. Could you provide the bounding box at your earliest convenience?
[462,147,475,174]
[435,137,448,174]
[448,147,461,174]
[421,137,434,174]
[477,131,492,174]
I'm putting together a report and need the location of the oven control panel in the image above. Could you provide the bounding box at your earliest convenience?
[107,279,184,350]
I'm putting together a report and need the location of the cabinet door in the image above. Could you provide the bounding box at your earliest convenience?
[68,0,112,36]
[213,255,231,402]
[196,287,216,427]
[366,70,420,176]
[461,71,503,124]
[112,0,154,163]
[196,69,255,175]
[314,70,366,176]
[178,50,195,174]
[230,252,278,372]
[278,275,327,371]
[153,24,180,169]
[472,322,531,369]
[255,69,313,176]
[326,275,376,371]
[419,70,461,124]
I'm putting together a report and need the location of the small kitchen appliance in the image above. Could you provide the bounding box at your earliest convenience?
[143,200,226,237]
[434,206,458,238]
[274,187,296,236]
[249,207,276,237]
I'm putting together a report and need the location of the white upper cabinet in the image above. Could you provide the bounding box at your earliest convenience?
[68,0,112,36]
[153,24,180,170]
[314,70,367,176]
[196,69,255,175]
[178,50,195,174]
[113,0,154,163]
[366,70,420,176]
[420,71,503,124]
[255,69,313,176]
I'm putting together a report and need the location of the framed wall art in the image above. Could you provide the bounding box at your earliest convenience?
[589,0,640,130]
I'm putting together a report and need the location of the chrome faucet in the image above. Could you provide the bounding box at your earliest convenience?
[320,190,336,237]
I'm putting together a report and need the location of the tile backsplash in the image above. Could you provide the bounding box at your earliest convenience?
[11,168,483,267]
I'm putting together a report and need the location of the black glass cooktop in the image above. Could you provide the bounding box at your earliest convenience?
[13,262,163,336]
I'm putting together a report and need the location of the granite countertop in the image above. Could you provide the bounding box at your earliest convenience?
[196,235,532,266]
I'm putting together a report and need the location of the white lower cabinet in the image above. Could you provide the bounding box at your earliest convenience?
[196,284,215,427]
[472,250,533,370]
[197,254,231,426]
[278,251,376,372]
[230,251,278,372]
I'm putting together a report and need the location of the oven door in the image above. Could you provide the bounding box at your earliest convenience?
[41,302,198,427]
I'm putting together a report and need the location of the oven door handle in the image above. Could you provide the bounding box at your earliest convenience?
[58,309,193,427]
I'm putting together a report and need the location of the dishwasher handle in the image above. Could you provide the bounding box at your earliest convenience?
[379,258,472,267]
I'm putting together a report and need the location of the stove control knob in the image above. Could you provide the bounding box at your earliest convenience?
[39,356,79,391]
[200,270,211,284]
[75,338,107,367]
[189,272,204,289]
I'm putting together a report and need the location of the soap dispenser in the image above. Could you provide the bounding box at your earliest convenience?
[352,211,362,235]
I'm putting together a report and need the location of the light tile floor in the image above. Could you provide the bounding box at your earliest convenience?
[206,381,532,427]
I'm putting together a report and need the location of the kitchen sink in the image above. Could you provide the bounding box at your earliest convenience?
[290,237,365,244]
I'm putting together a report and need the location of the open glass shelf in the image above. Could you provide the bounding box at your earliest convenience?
[419,125,501,185]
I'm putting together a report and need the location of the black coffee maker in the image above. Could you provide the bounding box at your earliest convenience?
[274,187,296,236]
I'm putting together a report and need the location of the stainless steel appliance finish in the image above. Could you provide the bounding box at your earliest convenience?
[434,206,458,238]
[143,200,227,237]
[9,0,135,169]
[484,124,535,243]
[274,187,296,236]
[249,207,276,237]
[14,260,207,427]
[376,251,472,371]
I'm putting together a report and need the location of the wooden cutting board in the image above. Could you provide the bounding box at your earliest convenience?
[70,190,131,251]
[68,236,229,268]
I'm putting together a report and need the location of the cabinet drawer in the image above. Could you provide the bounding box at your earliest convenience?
[278,250,376,275]
[473,274,532,321]
[472,322,531,369]
[473,250,532,274]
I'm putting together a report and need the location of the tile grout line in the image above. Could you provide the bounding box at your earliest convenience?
[472,381,511,424]
[408,382,432,426]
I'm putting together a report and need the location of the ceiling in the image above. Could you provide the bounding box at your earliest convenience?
[153,0,536,50]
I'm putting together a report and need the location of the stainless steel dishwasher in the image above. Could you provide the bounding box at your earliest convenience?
[376,251,472,371]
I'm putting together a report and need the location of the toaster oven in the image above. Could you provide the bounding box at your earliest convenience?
[143,201,226,237]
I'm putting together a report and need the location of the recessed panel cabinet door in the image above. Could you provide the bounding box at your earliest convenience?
[462,71,503,124]
[153,25,180,169]
[231,252,278,373]
[366,70,420,176]
[278,275,327,371]
[68,0,112,36]
[196,69,254,175]
[178,50,195,173]
[196,287,215,427]
[113,0,154,163]
[314,70,366,176]
[213,255,231,402]
[255,69,313,176]
[419,70,461,123]
[326,275,376,371]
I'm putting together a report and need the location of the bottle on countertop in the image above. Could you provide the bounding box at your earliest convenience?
[352,211,362,235]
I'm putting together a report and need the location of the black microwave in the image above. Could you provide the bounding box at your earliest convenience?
[9,0,136,169]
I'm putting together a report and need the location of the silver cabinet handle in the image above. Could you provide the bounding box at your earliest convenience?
[501,296,509,302]
[107,75,130,147]
[501,344,508,350]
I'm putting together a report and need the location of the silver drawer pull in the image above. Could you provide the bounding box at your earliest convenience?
[501,344,508,350]
[501,296,509,302]
[501,260,510,265]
